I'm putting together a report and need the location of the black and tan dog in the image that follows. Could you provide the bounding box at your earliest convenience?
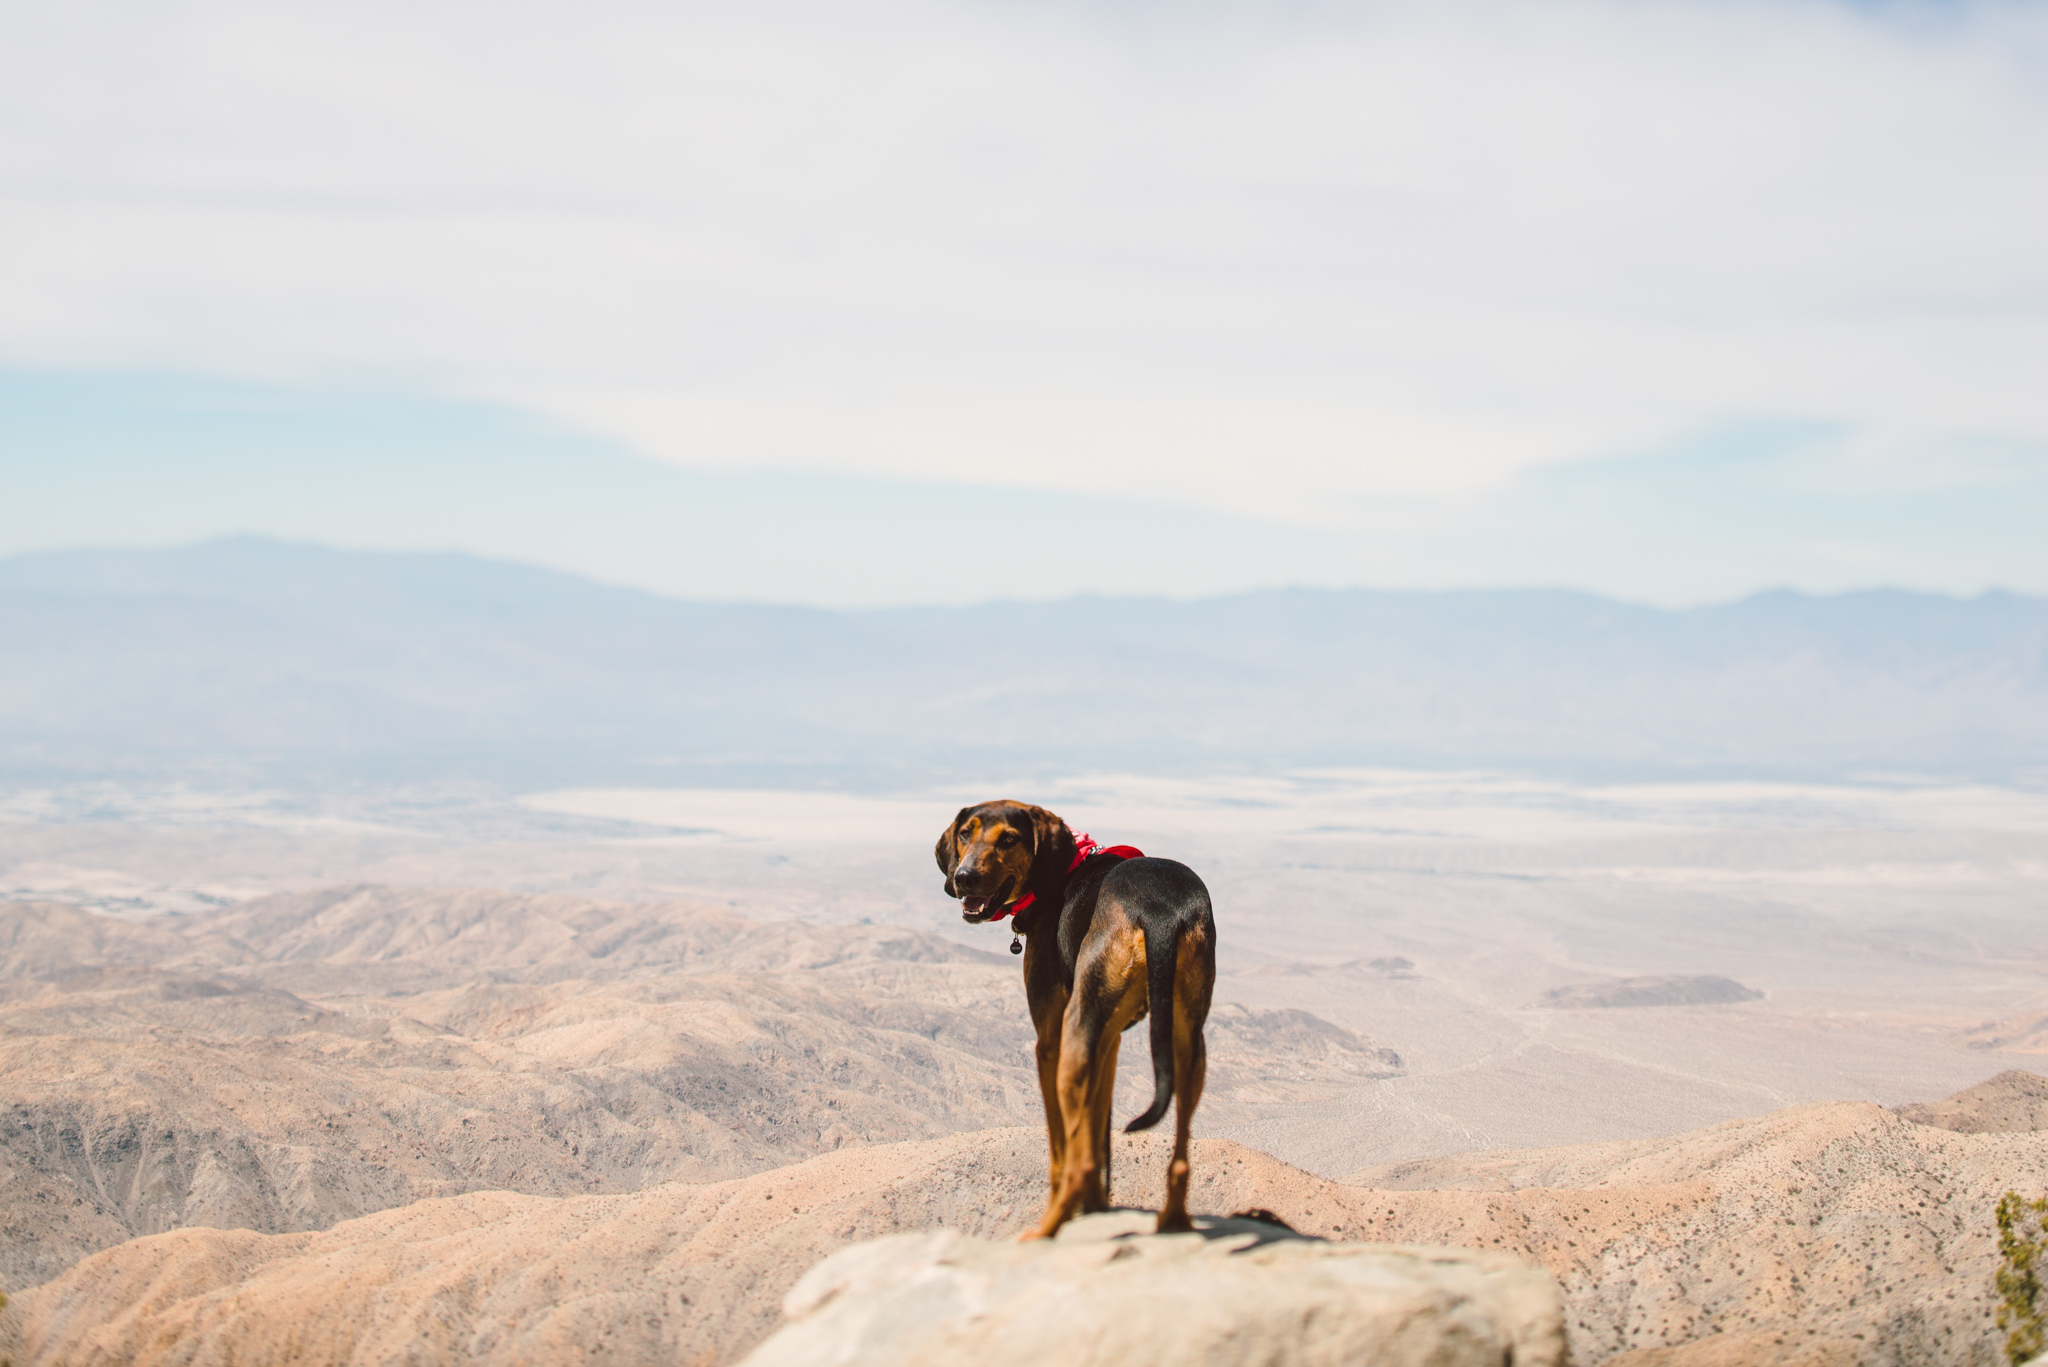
[935,800,1216,1238]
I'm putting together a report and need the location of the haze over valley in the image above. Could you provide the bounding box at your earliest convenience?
[4,540,2043,787]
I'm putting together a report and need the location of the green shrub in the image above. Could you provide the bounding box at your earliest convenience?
[1997,1191,2048,1366]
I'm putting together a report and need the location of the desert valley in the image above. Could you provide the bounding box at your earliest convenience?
[10,0,2048,1357]
[2,771,2045,1364]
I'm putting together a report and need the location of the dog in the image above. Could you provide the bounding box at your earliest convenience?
[935,800,1216,1238]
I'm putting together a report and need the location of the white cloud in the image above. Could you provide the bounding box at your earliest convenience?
[2,0,2045,526]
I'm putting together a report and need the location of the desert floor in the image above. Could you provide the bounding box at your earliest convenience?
[6,768,2043,1177]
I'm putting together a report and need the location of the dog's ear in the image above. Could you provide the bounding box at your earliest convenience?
[1023,805,1074,880]
[935,807,968,897]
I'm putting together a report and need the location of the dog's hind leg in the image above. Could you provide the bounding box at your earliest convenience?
[1157,1026,1206,1233]
[1157,930,1214,1235]
[1031,948,1144,1239]
[1030,1033,1098,1238]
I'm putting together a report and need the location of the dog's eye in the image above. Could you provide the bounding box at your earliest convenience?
[997,831,1019,847]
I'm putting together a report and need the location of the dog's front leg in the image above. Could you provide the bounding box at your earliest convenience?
[1026,972,1070,1223]
[1088,1029,1121,1209]
[1032,1013,1065,1208]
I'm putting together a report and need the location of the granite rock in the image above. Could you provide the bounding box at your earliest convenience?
[741,1210,1566,1367]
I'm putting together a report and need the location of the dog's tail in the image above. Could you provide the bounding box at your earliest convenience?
[1124,914,1183,1133]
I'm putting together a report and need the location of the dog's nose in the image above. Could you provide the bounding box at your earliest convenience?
[954,866,983,892]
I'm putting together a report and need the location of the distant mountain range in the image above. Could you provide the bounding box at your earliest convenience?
[1,538,2042,787]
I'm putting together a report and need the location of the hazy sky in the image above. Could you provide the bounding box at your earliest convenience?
[3,0,2045,605]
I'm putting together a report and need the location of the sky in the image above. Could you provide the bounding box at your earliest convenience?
[2,0,2045,607]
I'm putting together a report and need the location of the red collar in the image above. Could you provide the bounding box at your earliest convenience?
[993,834,1144,922]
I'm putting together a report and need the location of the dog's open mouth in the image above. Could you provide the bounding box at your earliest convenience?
[959,877,1016,923]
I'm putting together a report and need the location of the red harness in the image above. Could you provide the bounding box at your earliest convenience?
[994,834,1144,922]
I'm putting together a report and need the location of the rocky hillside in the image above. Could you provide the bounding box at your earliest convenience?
[1895,1069,2048,1133]
[0,891,1395,1290]
[7,1073,2043,1366]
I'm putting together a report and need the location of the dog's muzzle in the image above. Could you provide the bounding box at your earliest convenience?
[959,876,1016,923]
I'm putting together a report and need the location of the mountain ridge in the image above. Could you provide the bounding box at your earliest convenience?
[3,537,2043,786]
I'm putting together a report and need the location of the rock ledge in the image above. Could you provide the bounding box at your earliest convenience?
[741,1210,1566,1367]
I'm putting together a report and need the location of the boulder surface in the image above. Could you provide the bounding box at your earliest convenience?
[740,1210,1567,1367]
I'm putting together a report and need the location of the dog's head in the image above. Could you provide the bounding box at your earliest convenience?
[934,801,1069,924]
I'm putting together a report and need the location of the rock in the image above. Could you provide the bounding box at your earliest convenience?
[1537,975,1762,1010]
[739,1210,1567,1367]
